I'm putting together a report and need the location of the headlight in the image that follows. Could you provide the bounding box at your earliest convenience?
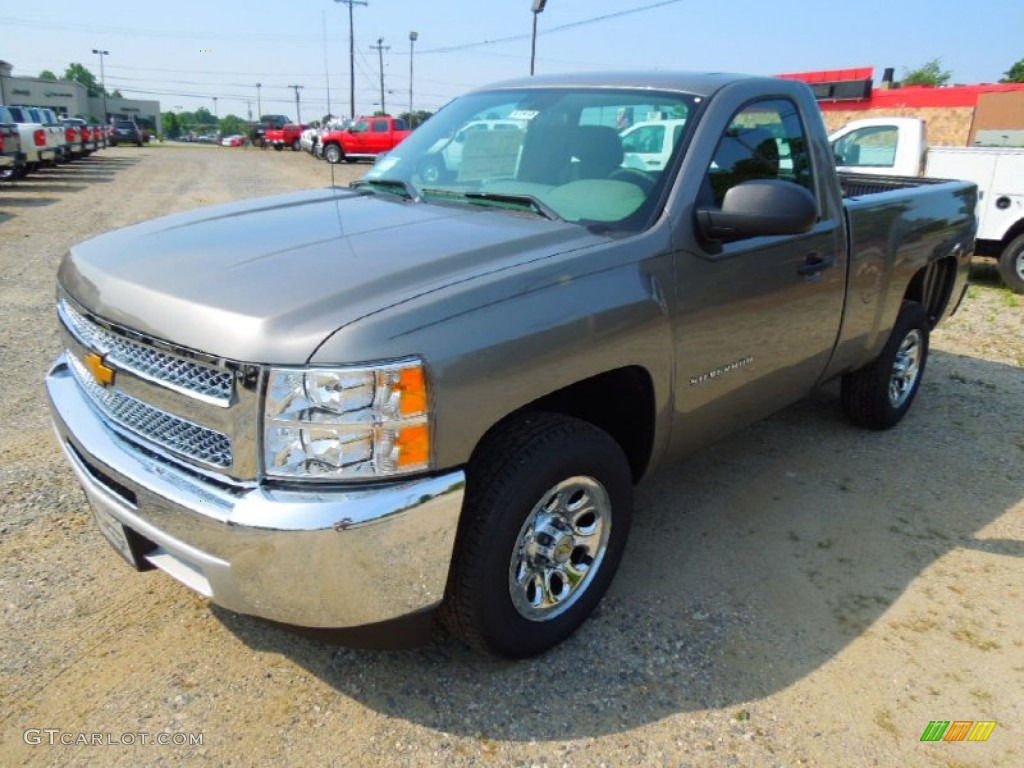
[263,359,430,480]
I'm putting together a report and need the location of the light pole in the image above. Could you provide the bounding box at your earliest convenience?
[255,82,262,120]
[530,1,547,77]
[408,31,418,126]
[92,48,109,120]
[370,37,390,115]
[288,85,304,123]
[334,0,368,119]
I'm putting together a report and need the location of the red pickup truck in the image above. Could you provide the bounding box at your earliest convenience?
[320,115,411,164]
[265,123,308,151]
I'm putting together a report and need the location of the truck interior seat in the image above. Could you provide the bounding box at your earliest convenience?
[568,126,625,181]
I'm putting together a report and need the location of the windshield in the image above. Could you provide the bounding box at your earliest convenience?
[363,86,699,229]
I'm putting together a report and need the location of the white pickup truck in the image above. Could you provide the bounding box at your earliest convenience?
[830,117,1024,293]
[619,118,687,172]
[2,105,58,175]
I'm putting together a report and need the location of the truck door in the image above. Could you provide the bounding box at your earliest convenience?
[368,119,391,154]
[347,119,372,153]
[670,97,846,453]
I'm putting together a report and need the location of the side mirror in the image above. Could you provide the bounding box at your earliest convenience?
[697,179,817,241]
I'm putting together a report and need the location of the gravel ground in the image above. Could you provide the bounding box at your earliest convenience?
[1,146,1021,767]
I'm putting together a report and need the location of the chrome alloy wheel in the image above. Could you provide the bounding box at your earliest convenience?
[508,476,612,622]
[889,329,923,408]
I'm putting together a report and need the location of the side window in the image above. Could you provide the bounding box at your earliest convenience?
[352,120,369,133]
[621,124,664,154]
[705,98,813,207]
[832,126,897,168]
[393,119,408,131]
[372,120,389,133]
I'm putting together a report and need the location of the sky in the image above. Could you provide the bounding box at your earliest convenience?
[1,0,1021,121]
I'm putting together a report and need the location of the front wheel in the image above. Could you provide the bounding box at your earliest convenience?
[443,413,632,657]
[998,233,1024,294]
[324,143,342,164]
[841,300,929,430]
[292,138,301,151]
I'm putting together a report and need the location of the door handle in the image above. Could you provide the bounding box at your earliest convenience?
[797,254,835,276]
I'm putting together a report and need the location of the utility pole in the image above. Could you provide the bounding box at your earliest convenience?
[255,82,262,120]
[408,31,418,126]
[530,1,548,77]
[334,0,368,119]
[288,84,304,123]
[92,48,109,120]
[322,10,332,117]
[370,37,390,115]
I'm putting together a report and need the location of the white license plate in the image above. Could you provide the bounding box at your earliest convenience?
[92,504,139,567]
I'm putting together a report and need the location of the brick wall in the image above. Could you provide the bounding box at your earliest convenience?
[820,106,975,146]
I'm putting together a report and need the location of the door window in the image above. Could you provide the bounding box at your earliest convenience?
[832,125,898,168]
[704,99,813,207]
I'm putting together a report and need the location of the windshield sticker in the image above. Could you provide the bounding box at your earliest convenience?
[508,109,539,121]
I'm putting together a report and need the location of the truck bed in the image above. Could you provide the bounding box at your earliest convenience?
[838,173,959,198]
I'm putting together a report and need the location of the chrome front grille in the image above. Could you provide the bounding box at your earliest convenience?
[68,353,233,468]
[59,298,233,404]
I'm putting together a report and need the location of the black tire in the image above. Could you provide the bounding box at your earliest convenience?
[418,156,443,184]
[291,138,301,151]
[998,233,1024,294]
[841,301,929,430]
[324,143,342,164]
[273,144,283,151]
[442,412,632,658]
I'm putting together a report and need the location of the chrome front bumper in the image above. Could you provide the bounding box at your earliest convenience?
[45,353,466,628]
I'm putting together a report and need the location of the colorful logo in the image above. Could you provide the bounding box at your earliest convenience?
[920,721,997,742]
[83,352,116,387]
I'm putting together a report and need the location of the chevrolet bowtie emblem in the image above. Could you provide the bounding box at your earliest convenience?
[83,352,116,387]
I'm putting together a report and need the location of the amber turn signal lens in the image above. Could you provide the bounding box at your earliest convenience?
[395,424,430,467]
[398,367,427,416]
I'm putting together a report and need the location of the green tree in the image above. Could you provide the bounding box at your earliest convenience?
[901,58,952,87]
[398,109,433,128]
[39,69,58,81]
[193,107,215,126]
[218,114,247,136]
[1000,58,1024,83]
[63,63,106,97]
[161,111,181,138]
[111,89,123,98]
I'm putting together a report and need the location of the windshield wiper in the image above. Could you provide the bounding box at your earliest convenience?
[463,191,561,221]
[350,178,421,202]
[420,188,561,221]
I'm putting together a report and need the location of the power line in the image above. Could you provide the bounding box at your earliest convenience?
[418,0,686,55]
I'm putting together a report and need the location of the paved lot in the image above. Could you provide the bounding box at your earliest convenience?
[1,145,1021,767]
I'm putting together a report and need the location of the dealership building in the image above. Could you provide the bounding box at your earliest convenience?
[0,61,161,132]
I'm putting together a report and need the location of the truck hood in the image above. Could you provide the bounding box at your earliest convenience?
[60,187,603,363]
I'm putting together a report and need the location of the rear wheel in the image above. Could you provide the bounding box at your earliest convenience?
[443,413,632,657]
[998,233,1024,294]
[292,138,301,151]
[841,301,929,430]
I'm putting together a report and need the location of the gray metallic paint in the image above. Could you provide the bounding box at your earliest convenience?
[48,72,978,630]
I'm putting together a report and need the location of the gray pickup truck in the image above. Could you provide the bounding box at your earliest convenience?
[46,72,976,657]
